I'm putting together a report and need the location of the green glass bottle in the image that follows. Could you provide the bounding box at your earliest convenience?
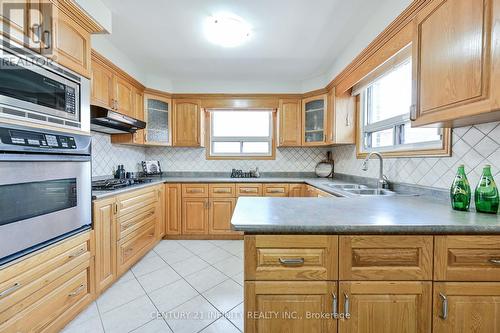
[474,165,499,214]
[450,164,471,211]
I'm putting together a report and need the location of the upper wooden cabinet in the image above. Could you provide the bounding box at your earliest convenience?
[0,1,101,78]
[114,75,135,118]
[90,60,114,110]
[411,0,500,127]
[302,94,328,146]
[144,93,172,146]
[172,99,204,147]
[327,89,355,145]
[278,99,302,147]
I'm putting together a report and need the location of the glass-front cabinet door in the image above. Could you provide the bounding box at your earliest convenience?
[302,94,328,145]
[144,93,171,146]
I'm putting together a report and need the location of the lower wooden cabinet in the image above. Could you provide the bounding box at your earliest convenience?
[433,282,500,333]
[165,184,182,235]
[117,223,156,275]
[209,198,240,235]
[245,281,337,333]
[338,281,432,333]
[182,197,209,235]
[93,197,117,294]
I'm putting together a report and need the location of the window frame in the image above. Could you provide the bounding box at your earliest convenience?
[206,109,277,160]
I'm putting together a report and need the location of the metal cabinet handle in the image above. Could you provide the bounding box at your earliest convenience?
[114,203,118,214]
[0,282,21,298]
[278,257,304,266]
[42,30,51,49]
[439,293,448,320]
[332,292,338,317]
[32,23,42,43]
[410,105,417,121]
[68,284,85,297]
[345,113,351,127]
[489,258,500,265]
[68,248,85,258]
[268,189,285,193]
[343,293,350,317]
[214,189,231,193]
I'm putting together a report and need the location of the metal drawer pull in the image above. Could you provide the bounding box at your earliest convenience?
[242,189,255,193]
[0,283,21,298]
[343,293,350,317]
[439,293,448,320]
[332,292,338,316]
[489,258,500,265]
[278,258,305,266]
[214,189,231,193]
[69,284,86,297]
[188,189,203,193]
[68,248,86,258]
[268,189,285,193]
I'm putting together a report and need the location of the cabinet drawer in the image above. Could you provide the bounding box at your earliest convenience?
[339,236,433,280]
[182,184,209,197]
[116,186,159,217]
[434,236,500,281]
[117,223,156,275]
[117,202,157,240]
[236,184,262,196]
[209,184,235,197]
[245,235,338,280]
[263,184,289,197]
[0,232,92,316]
[0,259,93,333]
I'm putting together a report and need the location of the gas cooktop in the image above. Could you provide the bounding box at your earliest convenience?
[92,178,153,191]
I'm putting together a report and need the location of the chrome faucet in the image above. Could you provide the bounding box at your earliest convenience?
[362,152,388,193]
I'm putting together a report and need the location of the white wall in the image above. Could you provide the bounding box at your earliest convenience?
[74,0,112,33]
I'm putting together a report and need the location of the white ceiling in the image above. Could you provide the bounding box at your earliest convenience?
[99,0,404,92]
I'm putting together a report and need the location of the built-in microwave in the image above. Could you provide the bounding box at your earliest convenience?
[0,40,90,131]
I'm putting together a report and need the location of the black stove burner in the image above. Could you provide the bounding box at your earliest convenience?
[92,178,153,191]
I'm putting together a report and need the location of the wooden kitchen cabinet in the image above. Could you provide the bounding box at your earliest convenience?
[144,92,172,146]
[289,183,305,197]
[245,281,337,333]
[278,99,302,146]
[433,282,500,333]
[411,0,500,127]
[0,0,41,52]
[209,198,239,235]
[91,60,114,110]
[156,185,165,239]
[327,88,355,144]
[93,197,117,294]
[111,87,146,145]
[302,94,328,146]
[263,184,289,197]
[338,281,432,333]
[172,99,203,147]
[48,5,91,78]
[182,197,209,235]
[165,184,182,236]
[114,75,135,118]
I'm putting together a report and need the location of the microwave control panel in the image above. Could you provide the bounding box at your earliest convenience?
[0,128,77,149]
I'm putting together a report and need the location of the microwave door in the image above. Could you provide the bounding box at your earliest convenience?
[0,155,91,263]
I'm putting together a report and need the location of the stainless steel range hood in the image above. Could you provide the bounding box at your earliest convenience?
[90,105,146,134]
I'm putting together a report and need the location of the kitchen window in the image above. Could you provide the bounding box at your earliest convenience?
[354,45,450,157]
[208,110,275,159]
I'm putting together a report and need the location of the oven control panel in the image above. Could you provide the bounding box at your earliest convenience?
[0,128,77,149]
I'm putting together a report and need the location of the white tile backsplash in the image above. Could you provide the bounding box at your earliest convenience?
[332,121,500,189]
[91,131,330,176]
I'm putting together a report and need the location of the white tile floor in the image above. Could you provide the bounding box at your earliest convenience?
[62,240,244,333]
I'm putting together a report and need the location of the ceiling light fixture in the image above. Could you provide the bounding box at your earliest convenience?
[204,13,252,47]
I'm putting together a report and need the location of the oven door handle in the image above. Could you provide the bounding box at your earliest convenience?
[0,154,91,162]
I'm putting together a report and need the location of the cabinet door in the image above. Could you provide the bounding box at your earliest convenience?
[182,197,209,235]
[338,281,432,333]
[209,198,239,235]
[132,89,145,144]
[165,184,182,235]
[0,0,41,51]
[278,99,302,146]
[329,89,355,144]
[289,183,304,197]
[114,76,134,117]
[156,185,165,240]
[91,60,114,109]
[93,198,117,294]
[245,281,337,333]
[433,282,500,333]
[173,99,202,147]
[302,94,328,146]
[144,94,171,146]
[412,0,495,126]
[47,6,91,77]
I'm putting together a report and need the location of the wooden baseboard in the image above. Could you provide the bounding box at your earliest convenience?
[163,234,243,240]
